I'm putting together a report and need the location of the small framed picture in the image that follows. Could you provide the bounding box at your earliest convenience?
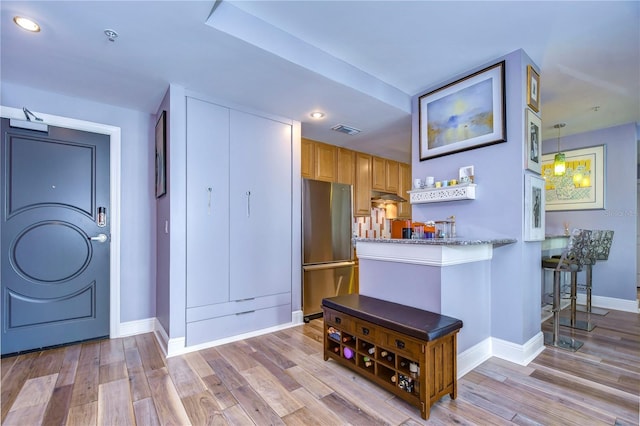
[524,174,545,241]
[525,109,542,174]
[527,65,540,112]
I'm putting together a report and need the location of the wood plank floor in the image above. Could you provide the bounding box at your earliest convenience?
[2,306,638,425]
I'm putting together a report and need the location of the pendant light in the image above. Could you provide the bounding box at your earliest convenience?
[553,123,566,176]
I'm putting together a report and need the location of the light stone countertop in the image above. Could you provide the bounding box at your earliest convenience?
[354,237,517,247]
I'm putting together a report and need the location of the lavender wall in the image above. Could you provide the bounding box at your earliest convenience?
[1,82,156,323]
[543,123,638,301]
[410,49,543,345]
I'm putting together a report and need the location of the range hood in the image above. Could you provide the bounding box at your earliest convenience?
[371,190,407,203]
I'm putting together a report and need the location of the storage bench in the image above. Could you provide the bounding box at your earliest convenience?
[322,294,463,420]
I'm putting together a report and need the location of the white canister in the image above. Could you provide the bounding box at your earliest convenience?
[413,178,423,189]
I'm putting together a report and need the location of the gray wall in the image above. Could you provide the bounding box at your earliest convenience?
[543,123,638,301]
[1,82,156,323]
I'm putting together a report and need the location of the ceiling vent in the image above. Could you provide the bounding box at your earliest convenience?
[331,124,361,136]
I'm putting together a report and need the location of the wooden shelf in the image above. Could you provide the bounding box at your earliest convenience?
[408,183,476,204]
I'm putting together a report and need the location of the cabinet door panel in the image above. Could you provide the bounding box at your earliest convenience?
[371,157,386,191]
[186,98,230,307]
[385,160,399,192]
[354,153,371,216]
[337,148,355,185]
[301,139,314,179]
[398,163,412,219]
[314,143,337,182]
[229,110,292,300]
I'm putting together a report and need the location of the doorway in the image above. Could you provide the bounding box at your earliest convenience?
[0,107,121,354]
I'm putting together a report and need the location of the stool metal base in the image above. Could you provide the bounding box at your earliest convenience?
[559,317,596,332]
[576,305,609,316]
[543,332,584,352]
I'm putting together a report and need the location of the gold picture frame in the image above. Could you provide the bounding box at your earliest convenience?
[527,65,540,112]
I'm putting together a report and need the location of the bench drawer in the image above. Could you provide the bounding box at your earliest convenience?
[354,320,376,340]
[323,308,354,332]
[379,330,423,359]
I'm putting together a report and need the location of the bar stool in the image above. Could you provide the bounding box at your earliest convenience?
[578,230,614,316]
[541,229,593,351]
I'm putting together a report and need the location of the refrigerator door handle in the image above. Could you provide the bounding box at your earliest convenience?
[303,261,355,271]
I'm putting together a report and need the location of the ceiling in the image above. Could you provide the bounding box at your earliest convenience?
[2,1,638,163]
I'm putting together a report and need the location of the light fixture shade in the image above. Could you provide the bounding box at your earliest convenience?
[553,152,566,176]
[13,16,40,32]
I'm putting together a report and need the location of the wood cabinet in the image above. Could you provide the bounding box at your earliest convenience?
[314,142,337,182]
[371,156,386,191]
[302,138,338,182]
[301,138,314,179]
[354,152,372,216]
[397,162,412,219]
[385,160,399,193]
[372,156,400,193]
[185,97,292,347]
[301,139,408,218]
[337,148,355,185]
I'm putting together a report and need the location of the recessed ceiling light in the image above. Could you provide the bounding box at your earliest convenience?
[310,111,325,119]
[13,16,40,32]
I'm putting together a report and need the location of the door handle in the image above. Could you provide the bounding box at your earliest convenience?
[89,233,108,243]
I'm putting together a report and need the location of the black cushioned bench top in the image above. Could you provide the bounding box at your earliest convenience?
[322,294,463,342]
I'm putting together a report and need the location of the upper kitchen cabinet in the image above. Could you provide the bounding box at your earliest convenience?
[397,162,412,219]
[301,138,314,179]
[371,156,386,191]
[301,138,337,182]
[372,157,399,193]
[354,152,372,216]
[385,160,399,193]
[337,147,355,185]
[314,142,337,182]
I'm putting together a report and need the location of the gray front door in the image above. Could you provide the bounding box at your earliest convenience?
[1,118,110,355]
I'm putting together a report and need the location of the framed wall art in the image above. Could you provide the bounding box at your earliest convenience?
[541,145,606,211]
[419,61,506,161]
[525,108,542,174]
[527,65,540,112]
[155,110,167,198]
[524,174,545,241]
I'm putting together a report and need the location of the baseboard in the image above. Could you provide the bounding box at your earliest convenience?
[456,338,491,379]
[456,331,545,378]
[155,311,305,358]
[576,294,639,313]
[117,317,156,337]
[491,332,544,366]
[152,318,170,357]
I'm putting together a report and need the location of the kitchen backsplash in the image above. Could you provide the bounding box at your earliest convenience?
[354,207,391,239]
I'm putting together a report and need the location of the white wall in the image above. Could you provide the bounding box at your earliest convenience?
[1,82,156,323]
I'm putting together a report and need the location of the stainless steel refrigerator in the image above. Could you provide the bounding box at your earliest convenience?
[302,179,355,322]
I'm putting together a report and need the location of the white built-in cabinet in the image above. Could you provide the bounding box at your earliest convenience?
[185,97,292,347]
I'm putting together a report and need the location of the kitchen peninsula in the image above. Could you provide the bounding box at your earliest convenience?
[354,236,516,374]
